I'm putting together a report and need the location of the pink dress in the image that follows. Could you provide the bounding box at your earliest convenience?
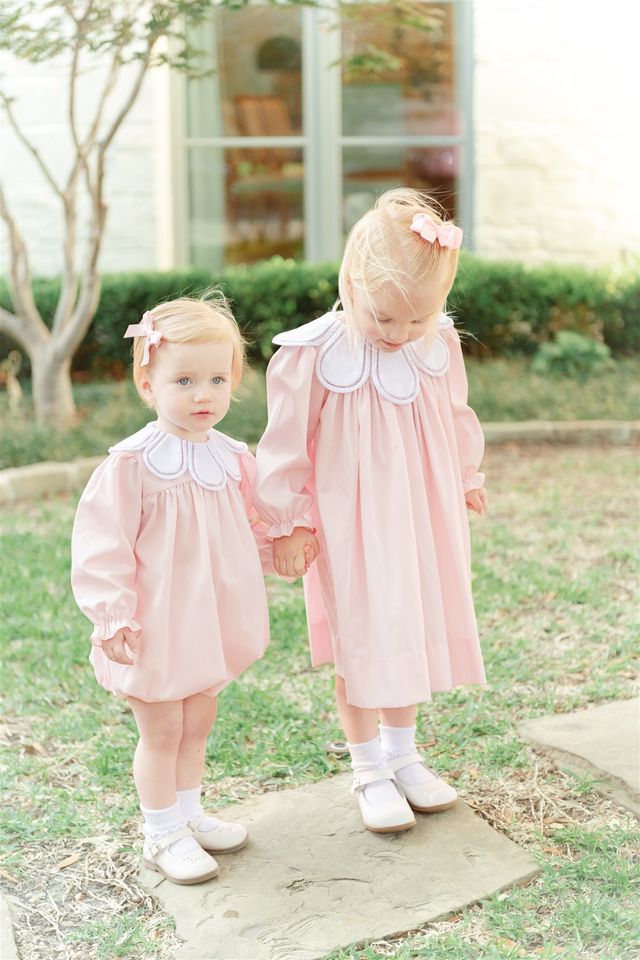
[255,311,487,709]
[71,422,270,703]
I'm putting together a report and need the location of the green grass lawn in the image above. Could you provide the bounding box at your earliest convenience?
[0,445,638,959]
[1,357,638,469]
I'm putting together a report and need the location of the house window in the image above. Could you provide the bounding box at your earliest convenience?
[180,5,304,268]
[177,1,471,268]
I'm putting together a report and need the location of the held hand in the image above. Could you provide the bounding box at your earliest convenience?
[303,542,316,573]
[102,626,141,665]
[465,486,488,515]
[273,527,320,578]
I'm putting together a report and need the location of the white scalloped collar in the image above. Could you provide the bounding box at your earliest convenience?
[273,312,453,405]
[109,422,247,491]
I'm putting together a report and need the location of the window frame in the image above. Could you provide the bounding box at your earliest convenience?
[171,0,473,266]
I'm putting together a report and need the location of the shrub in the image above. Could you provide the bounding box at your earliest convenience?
[531,330,614,378]
[449,258,639,358]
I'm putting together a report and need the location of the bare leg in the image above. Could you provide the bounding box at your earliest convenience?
[127,696,184,809]
[128,697,221,881]
[379,704,418,728]
[176,693,218,791]
[335,675,378,743]
[174,693,248,850]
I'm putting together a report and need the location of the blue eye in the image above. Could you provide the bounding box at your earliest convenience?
[212,376,225,385]
[177,377,191,386]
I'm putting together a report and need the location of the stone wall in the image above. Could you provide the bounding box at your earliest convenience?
[473,0,640,265]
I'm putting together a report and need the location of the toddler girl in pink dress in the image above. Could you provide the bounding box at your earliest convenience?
[255,188,488,833]
[72,294,272,884]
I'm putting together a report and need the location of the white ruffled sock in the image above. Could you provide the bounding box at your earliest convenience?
[348,736,402,804]
[177,786,220,833]
[379,724,437,786]
[141,800,200,855]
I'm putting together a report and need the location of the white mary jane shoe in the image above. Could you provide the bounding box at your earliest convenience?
[188,814,248,853]
[387,752,458,813]
[142,826,220,884]
[352,767,417,834]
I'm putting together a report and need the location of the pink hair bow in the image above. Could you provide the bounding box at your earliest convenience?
[123,311,162,366]
[410,213,463,250]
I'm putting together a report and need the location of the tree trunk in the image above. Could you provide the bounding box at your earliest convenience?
[30,348,76,426]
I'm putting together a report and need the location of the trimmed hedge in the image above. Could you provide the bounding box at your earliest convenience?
[1,253,637,377]
[450,256,639,358]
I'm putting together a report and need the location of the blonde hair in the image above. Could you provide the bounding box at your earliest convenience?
[338,187,461,334]
[131,291,245,403]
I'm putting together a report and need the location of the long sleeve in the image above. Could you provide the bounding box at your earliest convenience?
[255,344,326,538]
[443,326,485,492]
[71,453,143,644]
[238,450,278,576]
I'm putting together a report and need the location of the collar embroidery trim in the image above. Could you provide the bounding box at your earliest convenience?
[110,423,247,491]
[273,312,452,405]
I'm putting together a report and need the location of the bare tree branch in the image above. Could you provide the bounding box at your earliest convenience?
[54,268,102,362]
[77,49,120,196]
[52,193,79,336]
[54,181,105,360]
[0,180,49,344]
[0,305,31,352]
[98,38,153,157]
[68,12,84,154]
[0,94,63,199]
[55,39,154,360]
[55,14,118,336]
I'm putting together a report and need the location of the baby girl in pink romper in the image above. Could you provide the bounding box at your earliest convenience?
[256,188,488,834]
[72,294,272,884]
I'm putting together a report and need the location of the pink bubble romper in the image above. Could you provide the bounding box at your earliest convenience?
[255,311,487,709]
[71,423,271,703]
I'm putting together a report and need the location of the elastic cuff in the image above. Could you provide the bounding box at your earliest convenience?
[91,617,141,646]
[266,516,315,539]
[463,472,485,493]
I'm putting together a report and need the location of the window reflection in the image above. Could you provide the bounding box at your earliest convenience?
[226,146,304,264]
[186,7,303,266]
[341,3,460,138]
[188,147,304,268]
[343,146,460,232]
[188,7,303,140]
[341,4,461,234]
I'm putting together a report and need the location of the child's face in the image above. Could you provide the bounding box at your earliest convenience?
[139,340,234,441]
[354,281,448,351]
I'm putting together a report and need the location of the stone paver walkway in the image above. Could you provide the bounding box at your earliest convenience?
[0,890,19,960]
[519,698,639,817]
[141,772,538,960]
